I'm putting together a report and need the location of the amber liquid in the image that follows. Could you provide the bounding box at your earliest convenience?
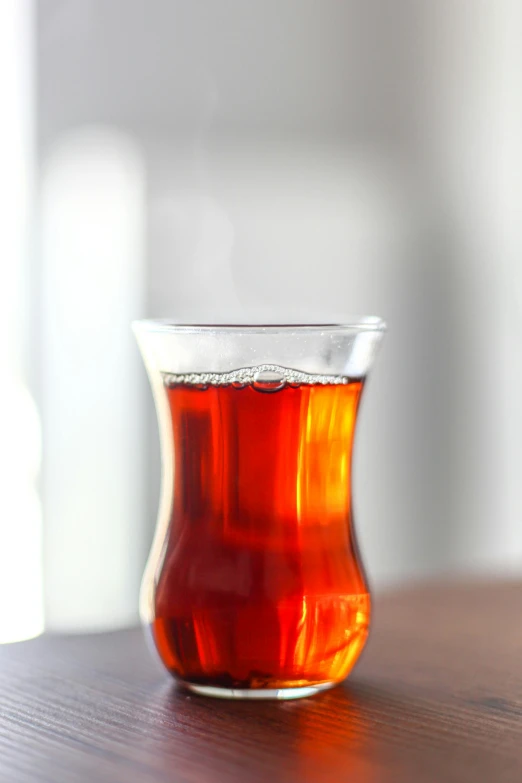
[150,375,370,691]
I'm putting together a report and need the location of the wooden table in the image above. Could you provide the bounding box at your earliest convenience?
[1,581,522,782]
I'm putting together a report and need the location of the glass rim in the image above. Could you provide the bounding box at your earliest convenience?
[133,317,387,335]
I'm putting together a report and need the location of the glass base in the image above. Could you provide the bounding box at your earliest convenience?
[184,681,337,700]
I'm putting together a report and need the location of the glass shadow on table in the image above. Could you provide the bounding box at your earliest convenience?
[150,676,513,783]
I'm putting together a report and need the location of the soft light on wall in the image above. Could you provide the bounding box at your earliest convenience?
[0,0,44,643]
[41,127,146,631]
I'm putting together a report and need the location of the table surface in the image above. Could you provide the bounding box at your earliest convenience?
[1,581,522,783]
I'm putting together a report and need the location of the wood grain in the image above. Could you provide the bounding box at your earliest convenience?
[1,581,522,782]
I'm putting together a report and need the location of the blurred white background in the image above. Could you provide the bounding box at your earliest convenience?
[1,0,522,640]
